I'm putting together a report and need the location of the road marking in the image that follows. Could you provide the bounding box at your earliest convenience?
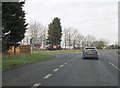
[44,74,52,79]
[71,59,73,61]
[103,57,120,71]
[114,51,120,56]
[108,62,120,71]
[64,62,67,64]
[60,65,64,68]
[53,68,59,72]
[31,83,41,88]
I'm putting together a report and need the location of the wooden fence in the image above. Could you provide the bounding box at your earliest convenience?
[8,45,31,55]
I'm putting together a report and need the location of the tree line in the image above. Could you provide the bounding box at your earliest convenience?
[27,19,109,50]
[2,2,114,53]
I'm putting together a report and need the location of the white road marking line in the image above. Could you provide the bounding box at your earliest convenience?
[44,74,52,79]
[60,65,64,67]
[108,62,120,71]
[108,62,113,65]
[53,68,59,72]
[104,57,120,71]
[71,59,73,61]
[114,51,120,56]
[64,62,67,64]
[31,83,41,88]
[104,59,107,61]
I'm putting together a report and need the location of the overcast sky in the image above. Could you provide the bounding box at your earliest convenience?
[23,0,118,44]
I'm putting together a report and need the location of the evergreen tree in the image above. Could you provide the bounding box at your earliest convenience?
[2,2,28,53]
[47,17,62,50]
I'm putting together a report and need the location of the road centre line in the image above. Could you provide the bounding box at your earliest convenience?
[31,83,41,88]
[53,68,59,72]
[44,74,52,79]
[71,59,73,61]
[64,62,67,64]
[60,65,64,67]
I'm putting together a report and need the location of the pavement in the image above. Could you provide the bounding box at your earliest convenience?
[2,49,119,87]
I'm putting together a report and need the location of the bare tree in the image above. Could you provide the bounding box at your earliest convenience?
[62,28,69,49]
[83,35,96,46]
[63,27,85,50]
[28,22,40,38]
[75,34,84,49]
[92,39,109,49]
[71,29,79,50]
[27,21,47,49]
[40,27,48,49]
[63,27,74,49]
[63,27,79,49]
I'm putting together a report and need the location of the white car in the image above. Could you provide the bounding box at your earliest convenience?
[82,47,98,60]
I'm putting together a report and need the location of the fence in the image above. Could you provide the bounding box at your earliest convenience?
[8,45,31,55]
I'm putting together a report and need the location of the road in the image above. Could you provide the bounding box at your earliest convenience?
[2,49,119,87]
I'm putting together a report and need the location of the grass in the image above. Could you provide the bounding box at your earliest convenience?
[3,53,53,71]
[38,49,81,53]
[51,49,80,52]
[2,49,81,71]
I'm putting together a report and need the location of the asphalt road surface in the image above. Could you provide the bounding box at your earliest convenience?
[3,49,119,87]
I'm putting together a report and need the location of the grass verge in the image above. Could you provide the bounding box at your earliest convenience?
[3,53,53,71]
[50,49,80,52]
[38,49,81,53]
[117,49,120,55]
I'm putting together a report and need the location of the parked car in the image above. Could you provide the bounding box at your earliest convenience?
[82,47,98,60]
[47,44,61,50]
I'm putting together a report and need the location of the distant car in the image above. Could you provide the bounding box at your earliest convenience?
[82,47,98,60]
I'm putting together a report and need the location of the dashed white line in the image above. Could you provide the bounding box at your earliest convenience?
[31,83,41,88]
[70,59,73,61]
[104,57,120,71]
[60,65,64,68]
[53,68,59,72]
[64,62,67,64]
[108,62,120,71]
[44,74,52,79]
[114,51,119,56]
